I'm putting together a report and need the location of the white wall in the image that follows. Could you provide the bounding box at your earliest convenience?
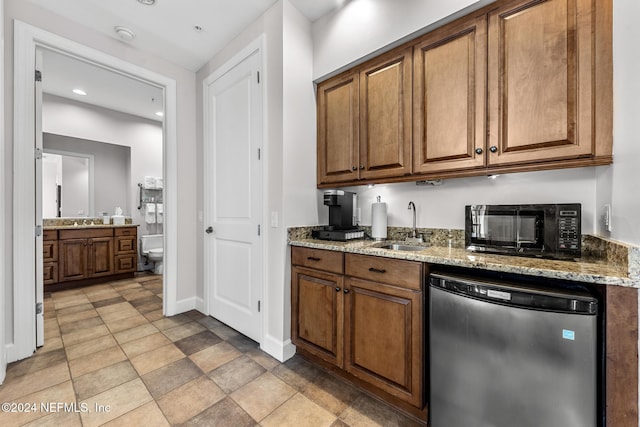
[4,0,197,349]
[281,0,318,343]
[0,0,6,385]
[597,0,640,247]
[312,0,491,80]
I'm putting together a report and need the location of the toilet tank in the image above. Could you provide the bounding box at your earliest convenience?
[140,234,163,253]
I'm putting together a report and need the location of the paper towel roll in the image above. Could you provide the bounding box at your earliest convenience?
[371,202,388,240]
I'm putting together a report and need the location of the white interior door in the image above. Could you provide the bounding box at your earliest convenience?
[205,47,262,343]
[35,48,44,347]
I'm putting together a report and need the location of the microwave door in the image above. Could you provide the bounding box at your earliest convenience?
[516,210,544,249]
[475,209,518,247]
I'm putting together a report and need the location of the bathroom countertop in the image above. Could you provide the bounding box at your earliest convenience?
[289,237,638,288]
[44,224,139,230]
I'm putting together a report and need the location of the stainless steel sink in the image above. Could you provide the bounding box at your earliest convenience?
[379,244,428,251]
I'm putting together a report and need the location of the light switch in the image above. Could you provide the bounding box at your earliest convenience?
[603,204,612,232]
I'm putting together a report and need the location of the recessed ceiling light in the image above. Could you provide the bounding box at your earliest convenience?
[137,0,156,5]
[155,111,164,117]
[114,26,136,42]
[72,89,87,96]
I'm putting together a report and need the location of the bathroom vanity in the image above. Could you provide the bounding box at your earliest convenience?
[43,224,138,291]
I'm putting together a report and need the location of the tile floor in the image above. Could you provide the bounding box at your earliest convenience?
[0,274,422,426]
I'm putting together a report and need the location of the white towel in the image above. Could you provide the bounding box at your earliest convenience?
[145,203,156,224]
[144,176,156,189]
[155,177,163,189]
[156,203,163,224]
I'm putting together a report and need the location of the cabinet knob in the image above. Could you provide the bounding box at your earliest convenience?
[335,287,341,292]
[360,165,364,170]
[343,289,349,294]
[489,146,498,153]
[475,147,483,155]
[352,166,357,171]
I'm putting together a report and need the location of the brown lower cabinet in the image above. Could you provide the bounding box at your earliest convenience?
[291,247,425,418]
[44,226,137,290]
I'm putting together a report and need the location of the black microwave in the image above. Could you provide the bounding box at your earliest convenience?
[465,204,581,259]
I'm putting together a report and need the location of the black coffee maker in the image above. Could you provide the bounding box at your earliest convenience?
[312,190,364,241]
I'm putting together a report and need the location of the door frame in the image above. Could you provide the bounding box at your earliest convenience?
[202,35,266,343]
[0,0,6,383]
[10,20,179,362]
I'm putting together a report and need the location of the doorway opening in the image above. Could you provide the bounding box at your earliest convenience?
[11,20,178,362]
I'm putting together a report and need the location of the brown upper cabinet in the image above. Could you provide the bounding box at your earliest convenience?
[316,0,612,187]
[486,0,610,167]
[317,48,413,185]
[413,13,487,174]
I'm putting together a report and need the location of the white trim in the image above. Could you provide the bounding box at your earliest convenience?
[174,297,198,314]
[261,335,296,363]
[203,35,266,338]
[195,297,206,313]
[12,20,179,360]
[0,0,6,384]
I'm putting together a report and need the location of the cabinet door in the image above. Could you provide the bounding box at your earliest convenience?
[487,0,594,165]
[344,277,423,408]
[413,14,487,174]
[292,266,344,368]
[359,48,412,180]
[88,237,114,277]
[43,262,58,285]
[58,239,88,282]
[317,72,359,185]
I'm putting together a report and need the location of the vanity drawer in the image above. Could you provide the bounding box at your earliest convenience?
[43,229,57,241]
[292,247,344,274]
[115,227,137,237]
[59,228,113,239]
[115,236,136,254]
[43,262,58,285]
[43,240,58,262]
[345,253,422,290]
[115,254,137,273]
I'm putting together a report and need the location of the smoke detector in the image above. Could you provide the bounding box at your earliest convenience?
[114,26,136,42]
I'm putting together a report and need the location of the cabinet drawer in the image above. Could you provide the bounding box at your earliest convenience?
[114,227,137,237]
[43,262,58,285]
[345,254,422,290]
[43,229,57,241]
[115,236,136,254]
[292,247,344,274]
[59,228,113,239]
[115,254,137,273]
[43,240,58,262]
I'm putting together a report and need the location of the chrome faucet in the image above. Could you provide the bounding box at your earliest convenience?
[407,201,423,242]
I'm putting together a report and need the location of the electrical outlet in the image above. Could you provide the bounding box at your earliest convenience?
[603,204,612,232]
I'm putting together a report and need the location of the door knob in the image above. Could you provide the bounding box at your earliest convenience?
[205,226,214,234]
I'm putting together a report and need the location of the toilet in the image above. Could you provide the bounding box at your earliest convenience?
[140,234,163,274]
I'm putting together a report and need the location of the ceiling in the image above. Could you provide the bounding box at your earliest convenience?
[28,0,342,122]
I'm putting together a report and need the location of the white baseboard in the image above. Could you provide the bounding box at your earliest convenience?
[195,297,206,313]
[260,334,296,362]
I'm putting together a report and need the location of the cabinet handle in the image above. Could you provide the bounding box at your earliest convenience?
[307,257,321,262]
[335,287,341,292]
[352,166,357,171]
[475,147,483,154]
[489,146,498,153]
[368,267,386,274]
[343,289,349,294]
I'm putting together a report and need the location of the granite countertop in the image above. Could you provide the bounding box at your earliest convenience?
[289,237,637,288]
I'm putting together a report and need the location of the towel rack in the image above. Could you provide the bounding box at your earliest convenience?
[137,183,163,210]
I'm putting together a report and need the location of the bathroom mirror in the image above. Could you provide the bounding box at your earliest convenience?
[42,150,94,217]
[42,132,131,218]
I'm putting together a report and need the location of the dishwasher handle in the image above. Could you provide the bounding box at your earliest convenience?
[429,273,598,315]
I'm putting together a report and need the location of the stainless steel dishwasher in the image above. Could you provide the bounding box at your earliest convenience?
[429,272,599,427]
